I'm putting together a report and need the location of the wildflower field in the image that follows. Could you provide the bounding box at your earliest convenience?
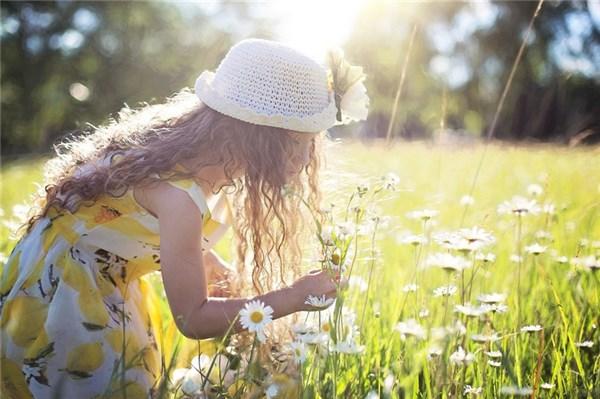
[1,142,599,398]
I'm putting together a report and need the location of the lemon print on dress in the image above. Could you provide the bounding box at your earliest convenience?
[0,251,20,297]
[64,342,104,379]
[61,253,110,328]
[1,296,48,347]
[1,356,34,399]
[97,378,147,399]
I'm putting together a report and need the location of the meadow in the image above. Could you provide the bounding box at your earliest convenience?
[1,141,599,398]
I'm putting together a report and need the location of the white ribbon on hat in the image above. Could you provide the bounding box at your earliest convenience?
[337,77,369,125]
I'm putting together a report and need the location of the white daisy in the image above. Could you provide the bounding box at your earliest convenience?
[554,255,568,264]
[464,385,483,395]
[540,383,554,390]
[488,360,502,367]
[477,293,506,304]
[401,283,419,293]
[485,350,503,358]
[382,172,400,191]
[395,319,427,340]
[433,285,458,297]
[305,294,335,309]
[383,373,395,394]
[454,304,484,318]
[535,230,553,241]
[510,254,523,263]
[460,195,475,206]
[520,324,543,333]
[289,341,307,363]
[265,383,279,399]
[239,300,274,342]
[427,346,443,360]
[527,183,543,196]
[406,209,439,221]
[458,226,496,245]
[480,303,508,313]
[320,225,335,246]
[500,386,533,396]
[471,332,501,343]
[525,243,547,255]
[427,253,472,272]
[449,346,475,365]
[575,340,594,348]
[475,252,496,263]
[333,339,365,354]
[497,196,540,216]
[541,202,556,214]
[365,390,379,399]
[397,233,428,246]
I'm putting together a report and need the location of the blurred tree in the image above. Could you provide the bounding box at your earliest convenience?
[343,0,599,144]
[0,0,275,155]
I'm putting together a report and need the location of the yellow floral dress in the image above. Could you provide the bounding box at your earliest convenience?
[0,164,232,399]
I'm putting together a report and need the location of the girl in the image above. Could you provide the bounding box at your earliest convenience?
[0,38,369,398]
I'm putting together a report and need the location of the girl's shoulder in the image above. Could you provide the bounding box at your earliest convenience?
[132,177,211,223]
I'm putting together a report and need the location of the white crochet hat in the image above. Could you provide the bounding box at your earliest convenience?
[194,38,362,133]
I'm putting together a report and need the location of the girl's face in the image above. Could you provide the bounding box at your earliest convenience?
[286,131,317,178]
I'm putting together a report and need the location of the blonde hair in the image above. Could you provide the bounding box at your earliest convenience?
[25,88,323,294]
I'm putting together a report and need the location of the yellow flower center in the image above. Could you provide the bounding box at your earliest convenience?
[321,322,331,332]
[250,311,264,323]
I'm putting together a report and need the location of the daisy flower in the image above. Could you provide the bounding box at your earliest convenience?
[464,385,483,395]
[527,183,543,196]
[485,350,502,358]
[500,386,533,396]
[305,294,335,309]
[406,209,439,221]
[475,252,496,263]
[289,341,307,363]
[426,253,472,272]
[460,195,475,206]
[333,339,365,354]
[449,346,475,365]
[497,196,540,216]
[477,293,506,304]
[525,243,547,255]
[401,283,419,293]
[395,319,427,340]
[397,233,428,246]
[433,285,458,297]
[454,304,484,318]
[382,172,400,191]
[520,324,543,333]
[239,300,274,342]
[265,383,279,399]
[471,332,501,343]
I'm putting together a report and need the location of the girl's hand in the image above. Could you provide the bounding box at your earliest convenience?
[289,269,340,312]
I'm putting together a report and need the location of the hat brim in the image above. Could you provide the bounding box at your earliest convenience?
[194,70,337,133]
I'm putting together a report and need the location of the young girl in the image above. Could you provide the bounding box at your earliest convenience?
[0,38,368,398]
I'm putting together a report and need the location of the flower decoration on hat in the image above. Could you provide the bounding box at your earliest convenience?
[325,47,369,125]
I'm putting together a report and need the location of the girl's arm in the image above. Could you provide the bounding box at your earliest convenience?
[138,182,336,339]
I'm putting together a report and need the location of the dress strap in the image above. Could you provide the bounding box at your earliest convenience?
[162,179,211,223]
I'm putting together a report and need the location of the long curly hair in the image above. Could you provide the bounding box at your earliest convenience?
[23,88,323,295]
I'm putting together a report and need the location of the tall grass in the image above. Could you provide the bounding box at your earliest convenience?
[1,142,598,398]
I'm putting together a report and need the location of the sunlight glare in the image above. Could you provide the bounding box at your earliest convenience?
[270,0,369,62]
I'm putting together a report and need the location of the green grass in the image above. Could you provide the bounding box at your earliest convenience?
[1,142,599,398]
